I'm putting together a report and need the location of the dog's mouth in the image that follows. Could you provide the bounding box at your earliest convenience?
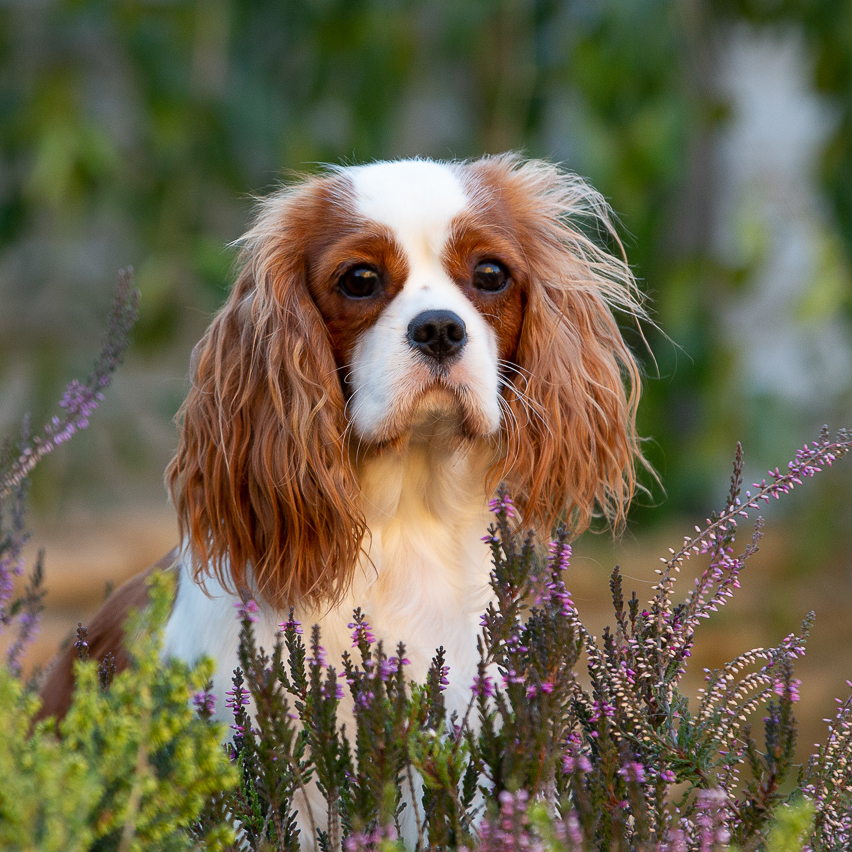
[356,375,498,449]
[405,386,470,437]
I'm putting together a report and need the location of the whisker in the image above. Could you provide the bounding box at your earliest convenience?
[498,375,550,435]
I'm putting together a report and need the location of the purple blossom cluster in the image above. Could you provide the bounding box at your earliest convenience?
[225,681,250,712]
[349,616,376,648]
[225,678,251,735]
[193,689,217,716]
[342,823,398,852]
[0,272,138,671]
[478,790,540,852]
[309,640,327,668]
[472,672,496,698]
[488,493,516,519]
[278,614,303,635]
[235,598,259,623]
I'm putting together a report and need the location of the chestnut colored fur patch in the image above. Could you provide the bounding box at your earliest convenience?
[35,547,179,723]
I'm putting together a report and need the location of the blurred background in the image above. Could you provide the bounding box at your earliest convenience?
[1,0,850,759]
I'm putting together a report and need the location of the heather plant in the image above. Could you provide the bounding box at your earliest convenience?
[0,274,237,850]
[1,269,138,677]
[3,273,852,851]
[0,573,238,851]
[207,428,852,852]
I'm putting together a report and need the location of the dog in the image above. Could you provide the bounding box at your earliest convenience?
[37,153,643,799]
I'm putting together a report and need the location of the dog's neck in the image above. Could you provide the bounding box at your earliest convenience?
[350,419,495,608]
[357,420,492,528]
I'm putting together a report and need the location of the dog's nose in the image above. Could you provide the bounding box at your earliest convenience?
[407,310,467,362]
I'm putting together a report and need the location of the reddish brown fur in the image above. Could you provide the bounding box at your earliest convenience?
[35,548,179,723]
[166,176,373,610]
[457,154,644,535]
[440,218,527,362]
[308,225,410,372]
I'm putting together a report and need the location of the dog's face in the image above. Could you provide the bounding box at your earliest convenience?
[287,159,529,446]
[168,154,645,607]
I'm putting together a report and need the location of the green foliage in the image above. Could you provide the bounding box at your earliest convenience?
[0,572,237,852]
[764,799,815,852]
[194,432,852,852]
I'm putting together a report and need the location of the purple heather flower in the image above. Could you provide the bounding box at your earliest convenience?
[472,673,496,698]
[74,625,89,658]
[355,689,375,709]
[620,761,646,784]
[547,538,572,571]
[193,690,217,715]
[488,493,516,518]
[344,824,397,852]
[562,745,592,774]
[590,699,615,723]
[502,669,525,686]
[349,618,376,648]
[278,615,303,634]
[235,598,259,623]
[695,788,730,852]
[774,677,802,703]
[226,683,250,711]
[322,679,345,700]
[309,642,327,668]
[5,607,41,675]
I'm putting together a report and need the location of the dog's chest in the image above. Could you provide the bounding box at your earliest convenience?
[163,497,494,726]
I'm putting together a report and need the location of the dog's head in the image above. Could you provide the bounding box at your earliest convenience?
[167,154,645,607]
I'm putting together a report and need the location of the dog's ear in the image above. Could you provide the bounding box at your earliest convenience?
[483,156,645,535]
[167,183,365,608]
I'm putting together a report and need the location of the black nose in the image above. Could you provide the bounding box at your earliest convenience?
[407,310,467,362]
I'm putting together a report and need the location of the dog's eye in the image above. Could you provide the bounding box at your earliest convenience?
[339,265,382,299]
[472,260,510,293]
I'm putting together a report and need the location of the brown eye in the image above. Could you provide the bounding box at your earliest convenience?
[473,260,510,293]
[339,265,382,299]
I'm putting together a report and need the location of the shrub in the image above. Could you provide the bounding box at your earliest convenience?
[0,273,237,851]
[0,573,237,851]
[206,431,852,852]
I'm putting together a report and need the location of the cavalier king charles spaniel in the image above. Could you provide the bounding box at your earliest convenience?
[38,154,643,756]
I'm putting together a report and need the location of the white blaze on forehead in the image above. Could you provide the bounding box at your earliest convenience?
[347,160,468,257]
[344,159,502,442]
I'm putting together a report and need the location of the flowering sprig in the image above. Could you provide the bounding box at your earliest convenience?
[3,549,45,675]
[801,681,852,848]
[0,269,139,499]
[235,598,259,623]
[655,429,850,608]
[349,607,377,659]
[487,493,516,519]
[193,687,217,720]
[0,271,138,670]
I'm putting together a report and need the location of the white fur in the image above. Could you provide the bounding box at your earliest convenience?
[347,160,502,442]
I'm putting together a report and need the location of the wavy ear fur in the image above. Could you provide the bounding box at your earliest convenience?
[475,155,645,535]
[166,181,365,609]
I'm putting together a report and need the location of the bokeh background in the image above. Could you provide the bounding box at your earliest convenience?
[1,1,851,760]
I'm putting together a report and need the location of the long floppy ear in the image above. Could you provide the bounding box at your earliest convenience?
[486,156,646,535]
[166,183,365,609]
